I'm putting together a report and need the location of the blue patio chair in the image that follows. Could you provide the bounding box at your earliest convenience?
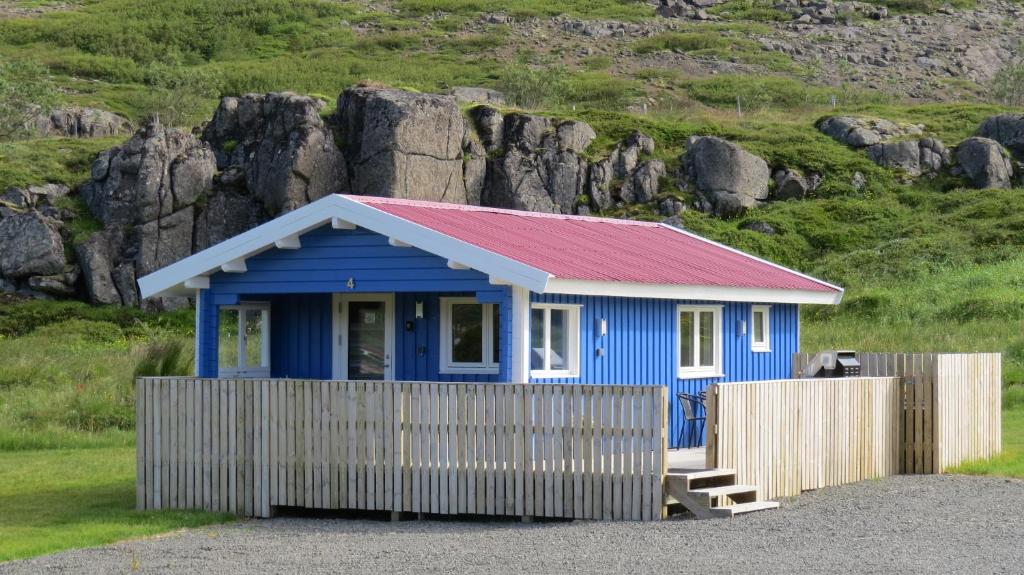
[675,392,706,449]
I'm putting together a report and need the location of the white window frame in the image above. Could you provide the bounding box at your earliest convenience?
[218,302,271,378]
[440,297,500,375]
[751,305,771,353]
[677,304,723,380]
[529,303,581,379]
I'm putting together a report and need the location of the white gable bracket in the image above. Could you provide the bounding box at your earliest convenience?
[183,276,210,290]
[332,217,356,230]
[275,234,301,249]
[221,258,247,273]
[388,238,411,248]
[447,260,470,270]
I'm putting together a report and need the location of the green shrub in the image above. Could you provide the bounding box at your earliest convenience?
[134,340,194,378]
[990,57,1024,108]
[0,59,58,140]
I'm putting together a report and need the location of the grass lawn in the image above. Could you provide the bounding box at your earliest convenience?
[0,445,233,563]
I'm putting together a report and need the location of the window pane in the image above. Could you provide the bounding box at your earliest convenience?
[244,308,266,368]
[699,311,714,367]
[753,310,765,343]
[549,309,567,370]
[530,308,545,370]
[218,308,239,370]
[450,303,483,363]
[492,304,500,364]
[348,301,386,380]
[679,311,694,368]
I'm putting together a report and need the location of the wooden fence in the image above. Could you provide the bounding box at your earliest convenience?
[794,352,1002,472]
[136,378,668,521]
[706,377,903,500]
[709,352,1003,500]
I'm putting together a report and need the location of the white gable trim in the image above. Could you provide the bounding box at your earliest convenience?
[543,278,843,305]
[137,195,552,299]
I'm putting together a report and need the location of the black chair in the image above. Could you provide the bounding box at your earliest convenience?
[675,392,706,449]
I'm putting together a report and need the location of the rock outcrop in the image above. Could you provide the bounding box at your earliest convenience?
[1,85,819,306]
[337,87,467,204]
[818,117,950,177]
[33,106,132,139]
[203,92,346,215]
[956,137,1015,189]
[818,116,922,148]
[77,119,213,308]
[865,138,950,177]
[82,120,215,226]
[682,136,770,217]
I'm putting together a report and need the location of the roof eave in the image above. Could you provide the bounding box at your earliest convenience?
[542,278,844,305]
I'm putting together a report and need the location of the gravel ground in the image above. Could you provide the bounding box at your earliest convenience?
[4,475,1024,574]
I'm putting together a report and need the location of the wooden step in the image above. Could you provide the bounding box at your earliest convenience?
[668,468,737,491]
[666,468,735,480]
[689,484,758,498]
[710,500,780,517]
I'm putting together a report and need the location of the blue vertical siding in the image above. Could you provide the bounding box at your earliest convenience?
[269,293,332,379]
[528,293,799,447]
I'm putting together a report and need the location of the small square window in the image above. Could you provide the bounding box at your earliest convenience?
[678,305,722,379]
[440,298,500,374]
[218,303,271,378]
[530,304,580,378]
[751,305,771,353]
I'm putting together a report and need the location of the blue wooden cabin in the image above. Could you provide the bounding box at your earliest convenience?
[139,195,843,447]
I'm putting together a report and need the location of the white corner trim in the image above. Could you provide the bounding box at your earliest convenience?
[331,217,356,230]
[221,258,247,273]
[388,237,411,248]
[184,276,210,289]
[510,286,530,384]
[657,222,845,295]
[543,278,843,305]
[274,234,301,249]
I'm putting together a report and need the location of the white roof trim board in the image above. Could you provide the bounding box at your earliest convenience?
[137,194,843,305]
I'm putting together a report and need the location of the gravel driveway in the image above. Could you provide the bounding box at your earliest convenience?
[4,475,1023,574]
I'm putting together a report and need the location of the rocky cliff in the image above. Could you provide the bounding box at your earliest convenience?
[2,85,1022,308]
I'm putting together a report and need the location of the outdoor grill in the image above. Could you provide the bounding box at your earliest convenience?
[802,350,861,378]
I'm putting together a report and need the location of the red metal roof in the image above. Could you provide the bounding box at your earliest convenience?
[348,195,839,293]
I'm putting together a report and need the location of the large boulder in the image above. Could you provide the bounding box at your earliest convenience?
[336,87,467,203]
[204,93,345,215]
[866,138,950,177]
[976,114,1024,157]
[683,136,770,217]
[82,119,215,226]
[956,137,1015,189]
[483,113,595,214]
[0,212,65,279]
[34,106,132,139]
